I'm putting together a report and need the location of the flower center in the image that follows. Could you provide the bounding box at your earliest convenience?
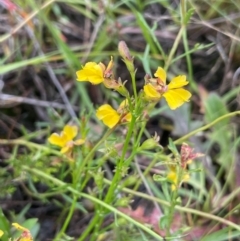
[156,84,168,94]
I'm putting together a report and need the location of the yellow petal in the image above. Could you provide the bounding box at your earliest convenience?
[96,104,120,128]
[118,99,130,114]
[48,133,66,147]
[60,145,72,154]
[12,222,32,241]
[167,166,178,191]
[17,234,33,241]
[119,99,129,108]
[105,56,114,72]
[76,62,104,84]
[12,223,28,231]
[0,230,4,238]
[123,112,132,123]
[163,88,192,110]
[102,114,120,128]
[167,75,188,89]
[183,173,190,182]
[96,104,117,119]
[99,62,106,72]
[154,67,166,84]
[63,125,78,141]
[167,171,177,185]
[143,84,161,100]
[18,237,33,241]
[74,139,85,146]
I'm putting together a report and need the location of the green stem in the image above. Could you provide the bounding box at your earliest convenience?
[124,149,138,167]
[180,0,197,91]
[164,26,185,72]
[110,182,240,232]
[60,128,114,240]
[166,165,184,237]
[217,186,240,213]
[78,215,99,241]
[124,120,147,167]
[78,128,115,175]
[166,191,177,237]
[174,111,240,144]
[104,115,137,205]
[73,129,115,240]
[0,138,61,156]
[87,115,146,239]
[90,116,138,239]
[135,120,147,145]
[53,196,78,241]
[25,166,240,233]
[132,154,159,193]
[130,69,138,101]
[23,166,164,240]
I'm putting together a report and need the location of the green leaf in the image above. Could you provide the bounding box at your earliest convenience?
[168,138,179,157]
[204,93,229,127]
[125,3,165,60]
[204,93,232,169]
[153,174,167,182]
[184,8,195,24]
[21,218,40,239]
[159,215,169,230]
[201,227,240,241]
[0,209,10,241]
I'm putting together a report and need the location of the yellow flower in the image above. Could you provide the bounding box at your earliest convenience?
[167,165,189,191]
[96,104,120,129]
[144,67,192,109]
[12,223,33,241]
[76,57,114,85]
[96,100,132,128]
[48,125,85,153]
[0,230,3,238]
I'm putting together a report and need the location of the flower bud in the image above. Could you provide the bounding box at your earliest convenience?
[115,80,129,97]
[121,175,139,187]
[138,133,161,151]
[118,41,135,73]
[118,41,132,61]
[115,196,132,207]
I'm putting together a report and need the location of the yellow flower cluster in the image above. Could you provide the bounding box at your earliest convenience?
[167,143,203,190]
[167,165,190,191]
[48,42,193,153]
[76,59,191,128]
[76,56,133,129]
